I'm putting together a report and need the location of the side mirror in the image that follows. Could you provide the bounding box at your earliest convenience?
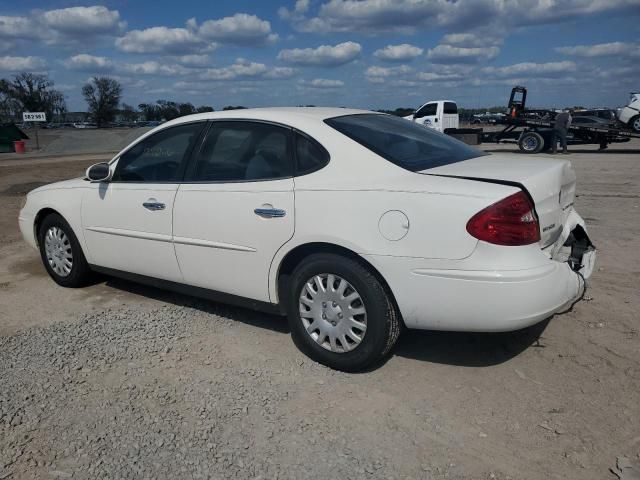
[86,162,112,182]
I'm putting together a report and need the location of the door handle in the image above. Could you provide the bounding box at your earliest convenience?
[143,201,166,211]
[254,207,286,218]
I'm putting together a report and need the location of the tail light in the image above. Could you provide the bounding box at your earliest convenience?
[466,191,540,246]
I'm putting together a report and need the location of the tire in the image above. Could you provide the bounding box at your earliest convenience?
[286,253,401,372]
[38,213,92,288]
[518,131,544,154]
[629,115,640,133]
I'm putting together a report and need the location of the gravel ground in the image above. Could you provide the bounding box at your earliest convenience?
[1,140,639,479]
[1,303,476,480]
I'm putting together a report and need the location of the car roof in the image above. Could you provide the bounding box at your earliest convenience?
[160,107,376,129]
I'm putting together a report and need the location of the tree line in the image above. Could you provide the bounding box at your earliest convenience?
[0,72,247,127]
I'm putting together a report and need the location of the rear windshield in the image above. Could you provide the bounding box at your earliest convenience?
[325,113,485,172]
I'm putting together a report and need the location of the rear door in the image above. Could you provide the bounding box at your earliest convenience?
[173,121,295,302]
[81,121,206,281]
[442,101,459,130]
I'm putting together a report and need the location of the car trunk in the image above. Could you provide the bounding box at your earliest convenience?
[422,153,577,248]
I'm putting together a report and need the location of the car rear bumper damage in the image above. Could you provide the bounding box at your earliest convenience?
[364,212,595,333]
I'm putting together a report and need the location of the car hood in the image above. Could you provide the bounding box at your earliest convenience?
[29,177,87,195]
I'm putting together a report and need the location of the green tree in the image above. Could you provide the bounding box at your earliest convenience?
[120,103,138,122]
[82,76,122,127]
[196,105,214,113]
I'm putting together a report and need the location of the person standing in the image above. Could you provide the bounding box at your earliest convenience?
[552,109,572,154]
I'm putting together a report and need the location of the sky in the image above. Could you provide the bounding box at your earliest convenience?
[1,0,639,112]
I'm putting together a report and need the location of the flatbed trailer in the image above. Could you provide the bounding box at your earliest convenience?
[478,86,640,153]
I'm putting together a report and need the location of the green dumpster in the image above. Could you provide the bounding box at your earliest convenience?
[0,124,29,153]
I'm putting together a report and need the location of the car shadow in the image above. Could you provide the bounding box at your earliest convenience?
[98,275,550,368]
[101,276,291,335]
[389,318,550,368]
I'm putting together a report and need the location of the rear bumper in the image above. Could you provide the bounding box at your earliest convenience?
[367,256,592,332]
[363,212,595,332]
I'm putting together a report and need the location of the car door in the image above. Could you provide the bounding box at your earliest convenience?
[414,102,439,130]
[173,120,295,302]
[81,121,206,282]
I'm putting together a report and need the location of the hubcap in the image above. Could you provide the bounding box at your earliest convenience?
[633,117,640,132]
[523,136,537,151]
[298,273,367,353]
[44,226,73,277]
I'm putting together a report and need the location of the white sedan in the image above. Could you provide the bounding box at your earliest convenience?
[19,108,596,371]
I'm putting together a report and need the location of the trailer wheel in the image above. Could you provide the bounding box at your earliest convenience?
[518,131,544,154]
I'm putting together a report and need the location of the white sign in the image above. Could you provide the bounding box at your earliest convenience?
[23,112,46,122]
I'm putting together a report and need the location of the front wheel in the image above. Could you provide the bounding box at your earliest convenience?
[286,253,401,372]
[630,115,640,133]
[38,213,92,287]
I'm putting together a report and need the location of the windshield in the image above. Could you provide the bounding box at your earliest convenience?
[325,113,485,172]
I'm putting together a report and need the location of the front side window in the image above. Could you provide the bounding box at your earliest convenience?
[112,122,205,182]
[325,113,486,172]
[415,103,438,118]
[189,122,293,182]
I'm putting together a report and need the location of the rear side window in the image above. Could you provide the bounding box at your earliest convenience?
[444,102,457,114]
[325,114,485,172]
[189,121,293,182]
[295,133,329,175]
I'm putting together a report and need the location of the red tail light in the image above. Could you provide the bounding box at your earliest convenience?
[466,191,540,246]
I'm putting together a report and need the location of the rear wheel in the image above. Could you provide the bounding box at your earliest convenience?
[518,131,544,154]
[286,253,401,372]
[630,115,640,133]
[38,213,91,287]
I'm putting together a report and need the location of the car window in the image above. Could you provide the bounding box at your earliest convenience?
[190,122,293,182]
[415,103,438,118]
[444,102,457,114]
[325,113,486,172]
[295,133,329,175]
[112,122,205,182]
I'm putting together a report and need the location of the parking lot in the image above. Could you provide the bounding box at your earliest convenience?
[1,137,639,479]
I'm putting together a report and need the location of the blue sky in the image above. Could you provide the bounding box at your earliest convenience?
[1,0,639,112]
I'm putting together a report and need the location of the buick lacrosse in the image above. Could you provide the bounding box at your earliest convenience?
[19,108,596,371]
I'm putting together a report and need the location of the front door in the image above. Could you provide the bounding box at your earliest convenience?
[173,121,295,302]
[414,102,439,131]
[82,121,206,282]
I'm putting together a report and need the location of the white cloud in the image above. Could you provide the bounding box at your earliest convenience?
[173,54,213,67]
[482,61,577,78]
[427,44,500,63]
[38,6,125,36]
[122,61,189,76]
[0,56,46,72]
[0,15,32,38]
[277,41,361,66]
[194,13,278,46]
[374,44,423,62]
[64,54,114,72]
[301,78,345,88]
[283,0,639,33]
[365,65,413,83]
[116,26,211,54]
[556,42,640,57]
[279,0,311,20]
[198,59,294,81]
[441,32,503,48]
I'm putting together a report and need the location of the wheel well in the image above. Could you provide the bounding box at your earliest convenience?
[33,208,60,245]
[276,242,404,325]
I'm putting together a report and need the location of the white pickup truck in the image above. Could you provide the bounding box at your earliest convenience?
[404,100,459,132]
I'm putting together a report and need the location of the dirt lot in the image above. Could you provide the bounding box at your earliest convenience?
[1,140,639,479]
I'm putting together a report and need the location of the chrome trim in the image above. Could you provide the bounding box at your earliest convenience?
[254,208,286,218]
